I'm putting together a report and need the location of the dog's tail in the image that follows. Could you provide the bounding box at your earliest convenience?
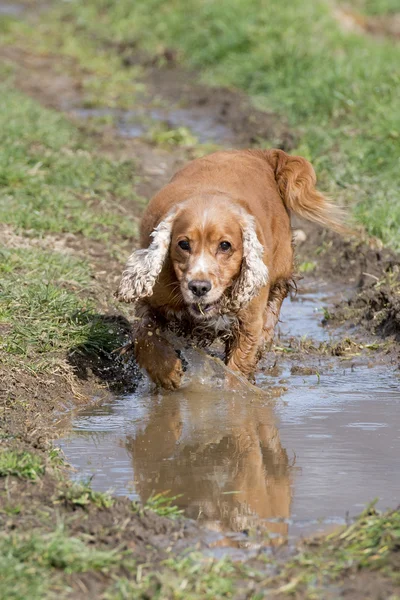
[262,149,346,233]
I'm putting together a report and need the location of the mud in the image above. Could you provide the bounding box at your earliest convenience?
[295,222,400,343]
[334,6,400,40]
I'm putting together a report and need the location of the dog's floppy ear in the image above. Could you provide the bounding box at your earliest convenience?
[232,214,269,307]
[116,210,176,303]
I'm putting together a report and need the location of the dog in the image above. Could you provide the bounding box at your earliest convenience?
[116,149,343,389]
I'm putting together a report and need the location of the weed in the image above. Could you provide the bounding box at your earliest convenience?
[134,492,184,519]
[0,451,44,481]
[60,479,114,509]
[148,124,198,147]
[298,261,317,274]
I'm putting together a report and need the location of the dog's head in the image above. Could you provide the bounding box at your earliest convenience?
[116,196,268,319]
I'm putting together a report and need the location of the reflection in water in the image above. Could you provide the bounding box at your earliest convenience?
[125,388,291,538]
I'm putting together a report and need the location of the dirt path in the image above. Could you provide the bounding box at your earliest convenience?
[1,5,400,597]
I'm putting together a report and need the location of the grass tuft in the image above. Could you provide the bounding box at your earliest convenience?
[0,451,44,481]
[135,492,184,519]
[60,479,114,509]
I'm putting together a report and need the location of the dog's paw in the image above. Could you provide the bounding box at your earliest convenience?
[136,335,184,390]
[152,355,183,390]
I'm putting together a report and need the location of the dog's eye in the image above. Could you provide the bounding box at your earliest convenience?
[178,240,190,251]
[219,241,231,252]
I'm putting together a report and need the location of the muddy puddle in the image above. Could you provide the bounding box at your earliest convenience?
[71,105,235,145]
[56,281,400,545]
[0,2,24,15]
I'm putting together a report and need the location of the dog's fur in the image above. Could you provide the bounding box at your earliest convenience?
[116,149,343,389]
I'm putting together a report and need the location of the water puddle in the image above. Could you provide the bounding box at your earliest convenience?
[56,283,400,545]
[0,2,24,15]
[70,106,235,145]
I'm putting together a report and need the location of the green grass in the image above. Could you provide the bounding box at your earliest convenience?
[0,247,122,366]
[0,83,138,242]
[0,80,140,373]
[268,504,400,594]
[147,124,198,147]
[0,526,130,600]
[137,492,184,519]
[105,554,253,600]
[41,0,400,250]
[0,451,44,480]
[2,12,145,109]
[60,479,114,509]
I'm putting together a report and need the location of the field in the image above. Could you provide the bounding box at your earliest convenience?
[1,0,400,598]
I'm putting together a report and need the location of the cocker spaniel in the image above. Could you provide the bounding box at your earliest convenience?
[116,149,343,389]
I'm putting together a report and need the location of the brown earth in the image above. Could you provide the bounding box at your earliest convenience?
[1,13,400,598]
[334,5,400,39]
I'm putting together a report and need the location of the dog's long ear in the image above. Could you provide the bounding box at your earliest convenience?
[232,214,269,307]
[116,211,176,303]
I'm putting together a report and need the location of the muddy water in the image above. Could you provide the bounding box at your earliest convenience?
[57,282,400,543]
[70,106,235,144]
[0,3,24,15]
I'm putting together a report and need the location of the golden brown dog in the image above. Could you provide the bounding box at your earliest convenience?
[116,149,342,389]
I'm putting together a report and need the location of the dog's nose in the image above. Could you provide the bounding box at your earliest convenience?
[188,279,212,297]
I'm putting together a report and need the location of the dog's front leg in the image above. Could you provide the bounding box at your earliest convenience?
[263,279,291,349]
[225,291,268,378]
[134,303,183,390]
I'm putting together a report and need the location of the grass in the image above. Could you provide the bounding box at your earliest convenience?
[0,526,130,600]
[0,82,139,242]
[147,124,198,147]
[60,479,114,509]
[0,246,124,373]
[105,553,253,600]
[40,0,400,250]
[0,450,44,480]
[0,78,139,374]
[268,504,400,594]
[137,492,184,519]
[1,11,145,109]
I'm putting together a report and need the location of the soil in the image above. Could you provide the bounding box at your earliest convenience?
[334,6,400,40]
[1,9,400,598]
[295,221,400,343]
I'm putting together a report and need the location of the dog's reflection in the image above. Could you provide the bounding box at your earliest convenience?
[125,389,291,538]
